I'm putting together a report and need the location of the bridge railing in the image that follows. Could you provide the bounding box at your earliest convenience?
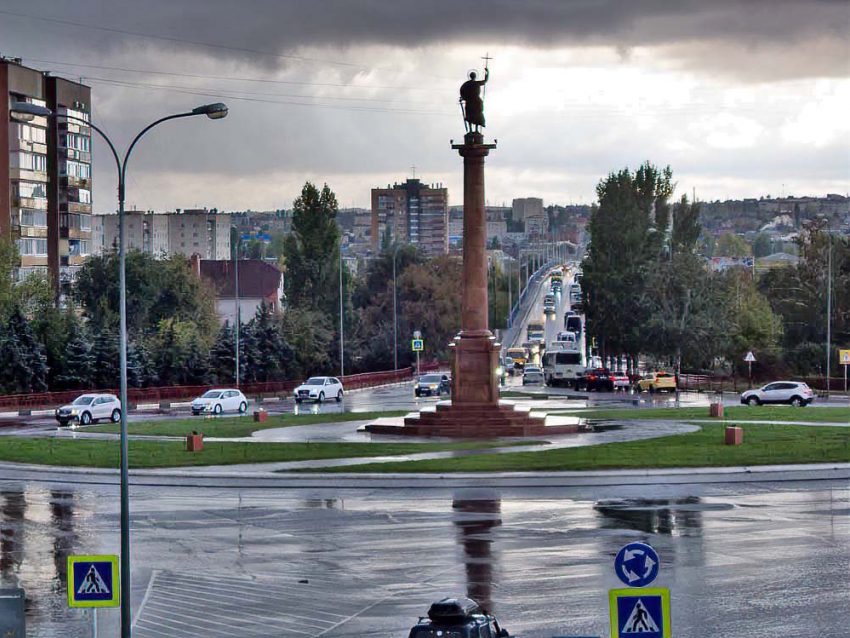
[0,362,445,412]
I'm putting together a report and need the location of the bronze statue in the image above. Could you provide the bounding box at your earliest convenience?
[460,67,489,132]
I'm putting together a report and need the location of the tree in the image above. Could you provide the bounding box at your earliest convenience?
[715,233,752,257]
[0,308,48,393]
[210,322,237,384]
[73,250,218,340]
[54,320,95,390]
[89,330,120,389]
[582,162,674,362]
[243,302,291,382]
[752,233,773,258]
[282,307,334,377]
[671,195,701,256]
[283,182,341,314]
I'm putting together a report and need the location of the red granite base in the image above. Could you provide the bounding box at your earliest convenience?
[365,402,582,438]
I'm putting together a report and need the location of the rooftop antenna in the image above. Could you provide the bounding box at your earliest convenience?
[411,166,416,179]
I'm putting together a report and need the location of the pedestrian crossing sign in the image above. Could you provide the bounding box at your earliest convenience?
[609,588,670,638]
[67,555,119,608]
[840,349,850,365]
[411,339,424,352]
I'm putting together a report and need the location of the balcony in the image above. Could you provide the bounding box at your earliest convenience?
[59,202,92,214]
[61,175,92,189]
[10,168,48,182]
[12,197,47,210]
[63,148,92,163]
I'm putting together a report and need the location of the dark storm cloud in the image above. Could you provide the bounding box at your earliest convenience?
[7,0,850,78]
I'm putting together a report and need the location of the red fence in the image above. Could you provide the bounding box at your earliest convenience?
[0,361,445,412]
[676,373,846,395]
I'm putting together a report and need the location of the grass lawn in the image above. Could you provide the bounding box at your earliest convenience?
[551,406,850,423]
[0,437,536,469]
[306,423,850,473]
[86,410,410,438]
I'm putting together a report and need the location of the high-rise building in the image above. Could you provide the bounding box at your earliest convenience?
[0,58,92,294]
[371,178,448,256]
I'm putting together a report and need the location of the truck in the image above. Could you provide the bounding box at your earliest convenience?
[543,345,586,387]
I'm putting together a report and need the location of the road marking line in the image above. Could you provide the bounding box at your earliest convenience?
[132,569,158,630]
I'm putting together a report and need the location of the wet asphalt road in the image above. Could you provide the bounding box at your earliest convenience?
[0,478,847,637]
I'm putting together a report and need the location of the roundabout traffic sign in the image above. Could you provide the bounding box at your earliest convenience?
[614,542,660,588]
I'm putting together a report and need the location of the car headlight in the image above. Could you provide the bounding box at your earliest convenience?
[496,367,504,376]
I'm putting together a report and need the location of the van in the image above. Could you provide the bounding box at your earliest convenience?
[543,349,585,387]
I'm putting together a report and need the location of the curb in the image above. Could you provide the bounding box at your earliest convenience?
[0,461,847,489]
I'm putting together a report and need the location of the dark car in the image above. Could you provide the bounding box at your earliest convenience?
[576,367,615,392]
[415,373,451,397]
[409,598,509,638]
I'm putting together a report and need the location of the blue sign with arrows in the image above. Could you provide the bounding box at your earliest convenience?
[614,542,660,588]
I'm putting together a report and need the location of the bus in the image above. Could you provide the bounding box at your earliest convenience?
[543,349,585,387]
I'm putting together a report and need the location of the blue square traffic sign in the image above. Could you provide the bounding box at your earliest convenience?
[67,555,119,608]
[609,588,670,638]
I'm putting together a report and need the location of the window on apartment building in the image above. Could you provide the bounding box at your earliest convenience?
[17,181,48,200]
[16,238,48,256]
[14,152,47,172]
[17,124,47,144]
[64,133,91,152]
[76,189,92,204]
[79,215,91,231]
[20,209,47,228]
[61,160,91,179]
[63,108,90,123]
[192,232,198,238]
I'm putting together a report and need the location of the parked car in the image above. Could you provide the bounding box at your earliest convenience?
[522,365,545,385]
[409,598,509,638]
[55,394,122,427]
[415,373,451,397]
[740,381,814,407]
[576,367,614,392]
[611,370,631,391]
[294,377,344,403]
[191,388,248,415]
[637,371,677,393]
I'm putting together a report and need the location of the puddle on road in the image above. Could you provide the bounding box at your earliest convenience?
[452,499,501,613]
[594,497,734,536]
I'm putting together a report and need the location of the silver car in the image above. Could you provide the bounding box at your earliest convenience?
[740,381,814,407]
[191,389,249,415]
[55,394,122,427]
[522,366,545,386]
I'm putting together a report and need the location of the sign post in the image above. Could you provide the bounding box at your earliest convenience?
[841,350,850,394]
[0,588,26,638]
[609,542,671,638]
[412,331,423,378]
[744,351,756,388]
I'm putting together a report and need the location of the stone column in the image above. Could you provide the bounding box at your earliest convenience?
[452,132,499,405]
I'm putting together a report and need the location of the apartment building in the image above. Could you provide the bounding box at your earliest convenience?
[93,211,169,256]
[1,58,92,293]
[168,209,230,260]
[93,209,231,259]
[371,178,449,256]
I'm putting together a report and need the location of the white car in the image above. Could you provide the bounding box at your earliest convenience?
[740,381,814,407]
[191,389,249,415]
[522,366,545,385]
[294,377,344,403]
[55,394,121,427]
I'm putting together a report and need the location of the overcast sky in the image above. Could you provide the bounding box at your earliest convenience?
[2,0,848,212]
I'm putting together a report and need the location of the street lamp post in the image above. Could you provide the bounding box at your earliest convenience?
[11,100,228,638]
[825,220,833,398]
[339,247,345,378]
[234,231,240,386]
[392,244,401,370]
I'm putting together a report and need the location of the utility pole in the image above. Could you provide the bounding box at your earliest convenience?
[339,247,345,378]
[235,235,240,386]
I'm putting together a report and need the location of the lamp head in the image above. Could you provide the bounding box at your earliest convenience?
[192,102,228,120]
[9,101,52,122]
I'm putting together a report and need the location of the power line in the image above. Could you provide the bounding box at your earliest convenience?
[0,8,454,79]
[74,74,447,106]
[23,57,450,92]
[72,74,456,117]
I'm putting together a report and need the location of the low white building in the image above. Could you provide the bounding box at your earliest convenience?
[197,258,284,325]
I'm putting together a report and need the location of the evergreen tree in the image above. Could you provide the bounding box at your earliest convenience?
[248,302,291,382]
[0,308,48,393]
[127,338,153,388]
[90,330,120,390]
[55,322,95,390]
[210,322,237,384]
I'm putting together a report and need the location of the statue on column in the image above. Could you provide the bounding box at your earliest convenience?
[460,67,489,133]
